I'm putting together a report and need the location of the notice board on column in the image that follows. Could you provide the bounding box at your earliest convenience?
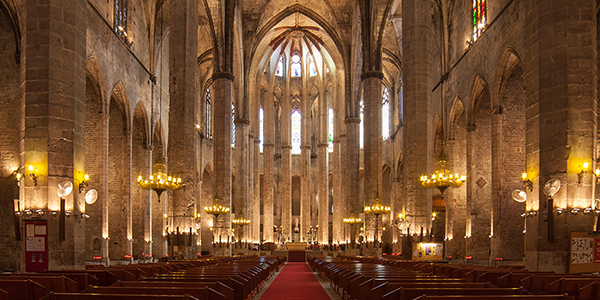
[24,219,48,272]
[569,231,600,274]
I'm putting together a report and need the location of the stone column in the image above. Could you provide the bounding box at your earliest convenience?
[344,119,361,244]
[234,118,250,242]
[318,142,329,244]
[332,138,342,244]
[301,144,311,242]
[123,130,133,256]
[263,88,275,243]
[252,137,261,243]
[402,0,433,243]
[168,0,198,258]
[143,145,153,256]
[362,73,383,244]
[100,113,110,265]
[22,0,87,270]
[281,145,292,241]
[524,0,597,272]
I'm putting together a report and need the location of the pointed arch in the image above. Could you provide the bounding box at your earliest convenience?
[86,56,108,112]
[448,96,465,141]
[493,48,523,109]
[132,101,151,146]
[468,75,490,128]
[109,81,131,130]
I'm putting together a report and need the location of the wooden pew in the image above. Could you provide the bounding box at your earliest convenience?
[40,293,199,300]
[411,296,573,300]
[380,287,527,300]
[3,276,78,293]
[0,279,47,300]
[44,270,117,286]
[113,280,235,300]
[33,273,100,292]
[82,286,225,300]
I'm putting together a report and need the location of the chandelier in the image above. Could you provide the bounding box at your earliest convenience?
[204,198,230,216]
[420,146,466,197]
[343,213,362,225]
[137,162,181,202]
[232,214,250,226]
[364,197,391,216]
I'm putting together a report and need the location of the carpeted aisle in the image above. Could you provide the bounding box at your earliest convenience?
[260,262,331,300]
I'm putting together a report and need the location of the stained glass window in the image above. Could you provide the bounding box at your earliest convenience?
[275,56,284,77]
[309,56,317,77]
[205,88,212,138]
[382,87,390,140]
[231,103,236,148]
[114,0,128,39]
[473,0,487,41]
[291,110,301,154]
[360,99,364,149]
[259,107,264,153]
[291,54,302,77]
[328,108,334,152]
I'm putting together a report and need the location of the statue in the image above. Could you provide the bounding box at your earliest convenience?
[293,218,299,233]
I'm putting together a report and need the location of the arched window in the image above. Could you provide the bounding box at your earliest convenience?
[398,84,403,126]
[473,0,487,41]
[291,110,301,154]
[382,86,390,140]
[275,56,284,77]
[359,99,364,149]
[309,56,317,77]
[291,54,302,77]
[259,107,264,153]
[205,88,212,138]
[328,108,334,152]
[114,0,128,39]
[231,103,236,147]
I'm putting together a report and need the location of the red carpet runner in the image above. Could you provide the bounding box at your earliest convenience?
[260,262,331,300]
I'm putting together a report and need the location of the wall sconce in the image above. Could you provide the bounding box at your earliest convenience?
[24,209,32,217]
[578,162,589,186]
[520,212,528,218]
[14,171,22,186]
[65,211,72,218]
[50,211,58,217]
[35,209,44,217]
[571,208,581,215]
[79,174,89,194]
[522,173,533,192]
[528,211,537,217]
[28,165,38,187]
[432,212,437,221]
[554,208,564,215]
[584,208,593,214]
[78,213,90,220]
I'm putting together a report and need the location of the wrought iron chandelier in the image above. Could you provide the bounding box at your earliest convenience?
[204,198,230,216]
[137,162,181,202]
[232,214,250,226]
[364,197,391,216]
[343,212,362,225]
[420,145,466,197]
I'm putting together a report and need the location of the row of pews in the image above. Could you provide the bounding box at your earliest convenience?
[307,255,600,300]
[0,255,286,300]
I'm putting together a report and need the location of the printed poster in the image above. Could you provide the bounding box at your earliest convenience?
[571,237,593,264]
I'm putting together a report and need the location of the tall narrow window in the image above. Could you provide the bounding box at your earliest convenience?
[291,54,302,77]
[259,107,264,153]
[473,0,487,41]
[114,0,128,39]
[309,56,317,77]
[231,103,236,147]
[398,85,403,126]
[328,108,334,152]
[205,88,212,138]
[275,56,284,77]
[291,110,302,154]
[359,99,364,149]
[382,87,390,140]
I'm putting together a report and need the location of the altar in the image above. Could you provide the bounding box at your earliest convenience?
[285,241,307,250]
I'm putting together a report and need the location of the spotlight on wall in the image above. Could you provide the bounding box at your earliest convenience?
[14,170,22,187]
[35,209,44,217]
[50,211,58,217]
[584,208,593,214]
[554,208,564,215]
[578,162,589,186]
[571,208,582,215]
[522,173,533,192]
[28,165,38,187]
[528,211,537,217]
[511,189,527,203]
[79,174,89,194]
[24,209,32,217]
[65,211,72,218]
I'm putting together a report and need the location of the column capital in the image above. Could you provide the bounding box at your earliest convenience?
[281,145,293,149]
[145,144,154,151]
[123,129,132,136]
[361,71,384,81]
[100,112,110,120]
[249,133,256,138]
[301,145,312,149]
[254,138,261,143]
[234,118,250,125]
[212,72,235,81]
[339,134,347,138]
[345,118,361,124]
[264,143,275,147]
[317,143,329,148]
[332,139,341,143]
